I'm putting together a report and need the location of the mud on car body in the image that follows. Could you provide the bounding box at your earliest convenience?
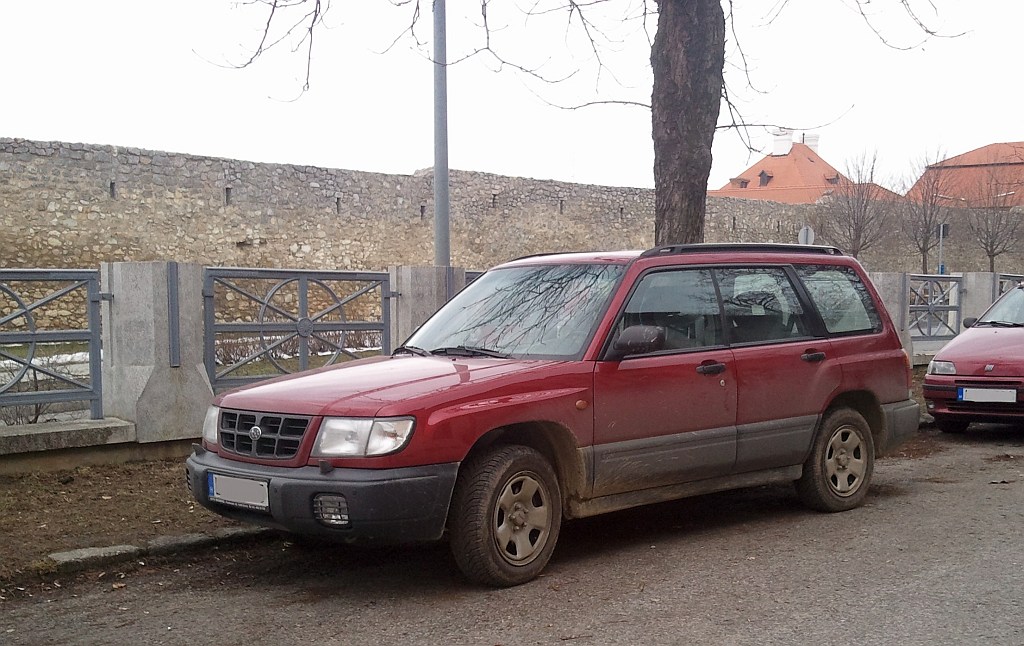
[187,244,919,587]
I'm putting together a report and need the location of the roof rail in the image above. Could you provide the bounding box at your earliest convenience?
[639,243,845,258]
[509,250,592,262]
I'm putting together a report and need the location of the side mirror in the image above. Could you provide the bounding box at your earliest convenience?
[963,317,977,329]
[606,325,665,361]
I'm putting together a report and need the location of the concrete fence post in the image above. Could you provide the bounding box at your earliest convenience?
[101,262,213,442]
[959,272,998,321]
[867,272,914,354]
[388,265,466,346]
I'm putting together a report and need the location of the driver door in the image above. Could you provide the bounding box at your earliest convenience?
[592,268,737,497]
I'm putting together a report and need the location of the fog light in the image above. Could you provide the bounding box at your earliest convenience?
[927,401,935,410]
[313,494,350,527]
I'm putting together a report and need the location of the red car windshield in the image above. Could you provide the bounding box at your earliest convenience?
[977,286,1024,327]
[405,264,625,359]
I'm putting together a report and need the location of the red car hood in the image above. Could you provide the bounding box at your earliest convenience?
[216,355,567,416]
[935,327,1024,377]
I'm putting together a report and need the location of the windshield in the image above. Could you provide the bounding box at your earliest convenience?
[405,263,625,359]
[977,285,1024,326]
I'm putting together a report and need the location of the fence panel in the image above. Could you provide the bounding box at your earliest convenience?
[907,274,962,341]
[0,269,103,422]
[997,273,1024,299]
[203,268,391,391]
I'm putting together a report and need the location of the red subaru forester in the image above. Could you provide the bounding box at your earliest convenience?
[187,244,919,586]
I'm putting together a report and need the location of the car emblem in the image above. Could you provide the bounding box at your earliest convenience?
[985,364,995,372]
[248,425,263,440]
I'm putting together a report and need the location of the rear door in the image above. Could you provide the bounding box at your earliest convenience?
[592,268,737,497]
[717,266,842,473]
[794,264,907,402]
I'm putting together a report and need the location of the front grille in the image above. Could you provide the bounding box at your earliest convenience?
[953,379,1023,388]
[948,401,1024,414]
[219,409,312,459]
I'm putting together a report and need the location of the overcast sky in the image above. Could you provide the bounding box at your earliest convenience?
[2,1,1020,193]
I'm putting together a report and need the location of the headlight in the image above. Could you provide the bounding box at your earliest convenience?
[202,406,220,445]
[313,417,415,457]
[927,360,956,375]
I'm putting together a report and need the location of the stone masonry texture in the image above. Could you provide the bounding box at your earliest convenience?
[2,137,1020,274]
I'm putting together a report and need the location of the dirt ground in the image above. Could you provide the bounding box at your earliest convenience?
[0,459,239,582]
[0,366,935,584]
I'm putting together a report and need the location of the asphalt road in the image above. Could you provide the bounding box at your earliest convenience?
[3,427,1023,646]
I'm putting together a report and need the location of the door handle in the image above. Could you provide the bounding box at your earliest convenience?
[696,361,727,375]
[801,350,826,362]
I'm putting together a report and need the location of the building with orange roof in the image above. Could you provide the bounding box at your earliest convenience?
[906,142,1024,208]
[708,131,898,204]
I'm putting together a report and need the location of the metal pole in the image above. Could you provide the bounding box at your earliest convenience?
[937,223,945,274]
[433,0,451,284]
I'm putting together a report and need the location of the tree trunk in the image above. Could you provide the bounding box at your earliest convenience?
[651,0,725,245]
[921,252,928,274]
[989,254,996,272]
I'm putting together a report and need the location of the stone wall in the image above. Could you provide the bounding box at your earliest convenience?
[2,137,1020,274]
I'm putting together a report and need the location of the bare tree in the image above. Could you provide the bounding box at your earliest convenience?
[229,1,953,246]
[959,164,1024,272]
[816,152,895,258]
[901,152,956,273]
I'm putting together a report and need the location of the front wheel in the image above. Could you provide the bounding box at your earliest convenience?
[449,445,562,587]
[796,408,875,512]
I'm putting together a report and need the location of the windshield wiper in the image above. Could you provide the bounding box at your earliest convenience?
[976,320,1024,328]
[392,345,431,357]
[431,346,510,359]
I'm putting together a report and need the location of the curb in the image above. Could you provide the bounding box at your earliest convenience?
[36,527,272,576]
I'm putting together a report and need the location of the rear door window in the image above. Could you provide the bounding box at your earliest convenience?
[795,265,882,336]
[716,267,814,344]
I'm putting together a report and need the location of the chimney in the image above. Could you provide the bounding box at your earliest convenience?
[772,129,793,156]
[802,133,820,153]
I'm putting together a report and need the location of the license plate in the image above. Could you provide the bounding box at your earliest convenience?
[208,473,269,511]
[958,387,1017,403]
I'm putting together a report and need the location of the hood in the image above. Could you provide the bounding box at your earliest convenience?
[934,326,1024,377]
[216,355,565,416]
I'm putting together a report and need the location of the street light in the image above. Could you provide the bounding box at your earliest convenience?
[433,0,451,293]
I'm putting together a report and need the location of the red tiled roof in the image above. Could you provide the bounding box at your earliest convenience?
[907,142,1024,207]
[934,142,1024,168]
[709,143,850,205]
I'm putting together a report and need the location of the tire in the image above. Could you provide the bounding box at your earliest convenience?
[935,416,970,434]
[449,445,562,587]
[796,408,875,512]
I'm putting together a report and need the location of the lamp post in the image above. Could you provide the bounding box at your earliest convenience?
[433,0,451,289]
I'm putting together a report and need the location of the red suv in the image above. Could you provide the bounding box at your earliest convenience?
[187,244,919,586]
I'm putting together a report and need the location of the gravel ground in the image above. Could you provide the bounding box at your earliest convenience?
[2,424,1023,645]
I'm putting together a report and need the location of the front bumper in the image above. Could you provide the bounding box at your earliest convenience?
[186,449,459,544]
[878,398,921,454]
[924,379,1024,423]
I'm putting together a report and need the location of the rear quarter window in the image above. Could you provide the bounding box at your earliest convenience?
[796,265,882,336]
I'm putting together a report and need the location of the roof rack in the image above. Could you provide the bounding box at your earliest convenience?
[509,250,594,262]
[639,243,845,258]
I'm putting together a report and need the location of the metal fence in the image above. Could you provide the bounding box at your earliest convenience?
[0,270,104,420]
[203,268,392,391]
[996,273,1024,300]
[905,274,962,341]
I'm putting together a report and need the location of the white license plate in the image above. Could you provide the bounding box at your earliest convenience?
[958,387,1017,403]
[208,473,269,511]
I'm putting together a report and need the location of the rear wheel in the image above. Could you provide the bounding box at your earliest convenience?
[797,408,875,512]
[935,416,970,434]
[449,445,561,587]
